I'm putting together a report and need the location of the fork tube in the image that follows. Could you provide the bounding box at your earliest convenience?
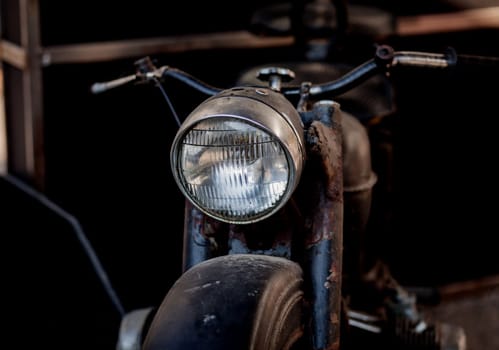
[182,201,216,271]
[303,102,344,350]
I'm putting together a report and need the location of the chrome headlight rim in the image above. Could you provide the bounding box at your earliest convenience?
[170,87,305,224]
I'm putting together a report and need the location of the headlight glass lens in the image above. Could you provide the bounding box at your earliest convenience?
[177,117,290,222]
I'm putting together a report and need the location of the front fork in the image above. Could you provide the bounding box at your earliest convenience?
[299,101,344,350]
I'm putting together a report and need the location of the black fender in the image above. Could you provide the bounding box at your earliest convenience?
[143,254,304,350]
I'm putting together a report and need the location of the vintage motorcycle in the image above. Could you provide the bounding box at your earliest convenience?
[89,38,499,349]
[85,1,499,349]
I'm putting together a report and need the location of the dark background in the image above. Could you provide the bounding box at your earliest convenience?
[2,1,499,348]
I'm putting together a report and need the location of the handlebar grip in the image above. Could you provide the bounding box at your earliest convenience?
[90,74,137,94]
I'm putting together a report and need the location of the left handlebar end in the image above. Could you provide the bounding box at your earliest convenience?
[89,74,137,95]
[90,83,108,94]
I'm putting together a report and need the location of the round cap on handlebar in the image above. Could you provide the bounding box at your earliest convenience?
[257,67,296,82]
[257,67,296,91]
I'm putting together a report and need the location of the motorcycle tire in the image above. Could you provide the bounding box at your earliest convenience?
[142,254,305,350]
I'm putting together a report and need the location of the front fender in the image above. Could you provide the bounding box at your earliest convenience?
[143,254,304,350]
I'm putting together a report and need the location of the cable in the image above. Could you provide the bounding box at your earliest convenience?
[153,77,181,128]
[2,174,126,317]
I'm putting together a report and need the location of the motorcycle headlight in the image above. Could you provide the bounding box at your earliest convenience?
[171,87,305,224]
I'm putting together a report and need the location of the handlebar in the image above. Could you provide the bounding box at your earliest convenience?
[90,58,223,95]
[90,45,499,97]
[282,46,457,98]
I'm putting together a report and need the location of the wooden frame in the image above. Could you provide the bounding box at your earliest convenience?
[0,0,294,189]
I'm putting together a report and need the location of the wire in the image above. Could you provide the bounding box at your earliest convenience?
[153,77,181,128]
[2,174,126,317]
[162,68,222,96]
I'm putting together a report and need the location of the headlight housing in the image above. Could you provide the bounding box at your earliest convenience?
[171,87,305,224]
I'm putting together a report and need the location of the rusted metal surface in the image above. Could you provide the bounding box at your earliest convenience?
[182,201,225,272]
[298,102,344,350]
[227,205,298,259]
[302,107,343,245]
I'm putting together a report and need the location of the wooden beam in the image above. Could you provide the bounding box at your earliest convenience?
[438,274,499,301]
[0,67,6,174]
[41,31,294,66]
[396,6,499,36]
[16,0,44,188]
[0,40,28,70]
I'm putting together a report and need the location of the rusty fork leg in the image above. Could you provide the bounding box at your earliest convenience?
[301,101,344,350]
